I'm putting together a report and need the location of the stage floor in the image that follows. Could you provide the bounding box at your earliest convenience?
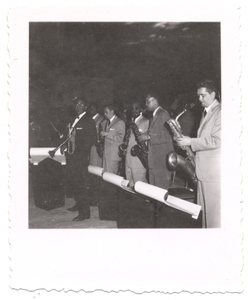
[29,196,117,229]
[29,173,188,229]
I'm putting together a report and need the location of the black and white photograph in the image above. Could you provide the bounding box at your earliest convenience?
[28,22,220,229]
[5,2,246,297]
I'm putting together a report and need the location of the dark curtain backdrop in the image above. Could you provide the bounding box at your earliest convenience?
[29,22,220,134]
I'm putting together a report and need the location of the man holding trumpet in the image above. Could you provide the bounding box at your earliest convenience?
[62,98,97,221]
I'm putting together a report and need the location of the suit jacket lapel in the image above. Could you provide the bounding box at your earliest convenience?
[107,116,118,130]
[150,107,160,129]
[198,101,220,135]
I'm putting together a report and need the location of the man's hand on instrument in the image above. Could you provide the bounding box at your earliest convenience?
[60,144,67,155]
[137,133,150,143]
[177,136,192,147]
[100,131,108,137]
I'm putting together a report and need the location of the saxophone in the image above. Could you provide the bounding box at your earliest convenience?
[119,122,148,169]
[119,126,132,156]
[167,103,197,185]
[130,122,149,169]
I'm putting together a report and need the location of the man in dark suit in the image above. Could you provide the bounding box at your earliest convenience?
[100,104,125,174]
[177,80,221,228]
[88,102,104,167]
[64,98,97,221]
[138,94,174,189]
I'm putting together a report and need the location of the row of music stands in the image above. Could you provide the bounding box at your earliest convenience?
[29,147,202,228]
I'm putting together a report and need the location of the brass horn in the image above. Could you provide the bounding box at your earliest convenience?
[48,135,72,158]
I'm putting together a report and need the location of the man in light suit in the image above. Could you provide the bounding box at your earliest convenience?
[100,104,125,174]
[88,102,104,167]
[177,80,221,228]
[138,94,174,190]
[124,101,149,188]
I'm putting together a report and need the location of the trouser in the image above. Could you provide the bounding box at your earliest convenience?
[148,167,172,190]
[103,158,120,175]
[125,165,147,188]
[67,158,90,216]
[148,167,172,218]
[197,180,221,228]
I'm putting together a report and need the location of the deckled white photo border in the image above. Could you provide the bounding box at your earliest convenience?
[7,2,245,295]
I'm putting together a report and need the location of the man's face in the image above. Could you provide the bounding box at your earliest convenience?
[89,105,97,117]
[131,102,141,119]
[104,108,114,120]
[145,96,156,112]
[197,87,215,108]
[75,99,87,115]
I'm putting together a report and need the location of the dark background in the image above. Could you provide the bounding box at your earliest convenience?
[29,22,220,145]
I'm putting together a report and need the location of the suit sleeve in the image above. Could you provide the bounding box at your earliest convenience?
[150,110,171,145]
[107,120,125,143]
[191,109,221,151]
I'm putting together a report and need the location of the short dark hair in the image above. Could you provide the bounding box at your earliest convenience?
[197,79,218,95]
[89,102,98,110]
[146,93,160,105]
[104,103,115,112]
[76,98,87,106]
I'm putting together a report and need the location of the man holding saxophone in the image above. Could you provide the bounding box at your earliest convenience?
[121,101,149,188]
[138,93,174,190]
[176,80,221,228]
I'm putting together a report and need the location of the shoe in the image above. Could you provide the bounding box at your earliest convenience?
[67,205,78,212]
[73,214,90,221]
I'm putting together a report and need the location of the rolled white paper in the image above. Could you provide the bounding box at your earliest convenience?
[134,181,201,219]
[134,181,168,203]
[166,195,201,219]
[88,165,104,177]
[29,147,66,165]
[102,172,129,187]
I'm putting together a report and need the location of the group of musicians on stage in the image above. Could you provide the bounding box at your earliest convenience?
[33,79,221,228]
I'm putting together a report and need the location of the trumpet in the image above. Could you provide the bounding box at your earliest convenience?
[48,124,76,158]
[48,135,73,158]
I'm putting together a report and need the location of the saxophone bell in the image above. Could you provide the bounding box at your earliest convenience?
[167,151,178,170]
[167,151,197,186]
[130,144,140,157]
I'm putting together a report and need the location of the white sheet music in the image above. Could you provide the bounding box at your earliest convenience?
[29,147,66,165]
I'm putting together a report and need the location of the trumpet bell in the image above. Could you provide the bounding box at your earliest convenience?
[48,149,56,158]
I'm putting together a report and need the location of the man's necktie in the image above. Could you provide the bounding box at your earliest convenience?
[203,109,207,118]
[149,116,153,127]
[107,120,111,126]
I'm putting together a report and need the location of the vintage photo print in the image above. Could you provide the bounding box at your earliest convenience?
[8,3,244,296]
